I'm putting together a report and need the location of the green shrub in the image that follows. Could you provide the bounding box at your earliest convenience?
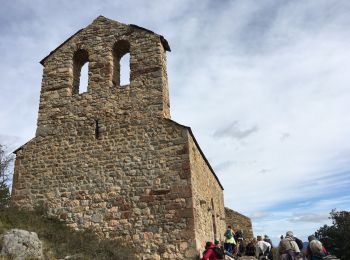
[0,144,13,209]
[315,209,350,260]
[0,184,10,209]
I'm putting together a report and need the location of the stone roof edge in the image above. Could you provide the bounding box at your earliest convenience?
[129,24,171,52]
[13,138,35,154]
[40,16,170,66]
[225,207,251,220]
[165,118,224,191]
[40,28,84,65]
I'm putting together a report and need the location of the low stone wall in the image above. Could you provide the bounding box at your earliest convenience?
[225,207,253,240]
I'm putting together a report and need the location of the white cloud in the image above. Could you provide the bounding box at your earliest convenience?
[213,121,259,140]
[250,195,349,245]
[288,213,330,223]
[250,211,271,220]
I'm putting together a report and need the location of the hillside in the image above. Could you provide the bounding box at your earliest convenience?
[0,208,136,259]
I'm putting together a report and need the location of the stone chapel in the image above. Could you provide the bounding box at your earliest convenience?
[11,16,252,259]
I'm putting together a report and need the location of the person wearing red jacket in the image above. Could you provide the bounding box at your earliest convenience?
[201,242,225,260]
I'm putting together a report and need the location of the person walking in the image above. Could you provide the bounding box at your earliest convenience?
[201,241,225,260]
[223,225,236,255]
[235,230,245,256]
[305,235,327,260]
[256,235,271,259]
[245,238,256,256]
[278,231,301,260]
[264,235,274,260]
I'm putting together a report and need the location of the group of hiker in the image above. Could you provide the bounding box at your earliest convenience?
[200,226,339,260]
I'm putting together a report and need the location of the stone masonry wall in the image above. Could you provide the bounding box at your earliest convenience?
[188,133,226,250]
[36,16,170,141]
[12,17,192,259]
[11,16,228,260]
[225,207,254,240]
[13,117,197,259]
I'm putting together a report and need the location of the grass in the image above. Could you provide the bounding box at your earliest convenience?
[0,207,137,259]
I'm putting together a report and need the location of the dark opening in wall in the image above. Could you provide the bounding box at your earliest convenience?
[95,119,100,139]
[211,198,217,238]
[73,49,89,94]
[113,40,130,87]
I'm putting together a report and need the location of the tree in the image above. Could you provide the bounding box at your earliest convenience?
[315,209,350,260]
[0,144,14,208]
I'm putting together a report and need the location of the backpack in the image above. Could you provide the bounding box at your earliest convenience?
[213,247,225,259]
[294,237,303,250]
[286,249,297,260]
[245,242,255,256]
[235,230,243,240]
[225,229,233,239]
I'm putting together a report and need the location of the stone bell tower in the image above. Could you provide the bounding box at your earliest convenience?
[35,16,171,139]
[12,16,227,259]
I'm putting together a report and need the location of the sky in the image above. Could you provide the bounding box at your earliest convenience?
[1,0,350,245]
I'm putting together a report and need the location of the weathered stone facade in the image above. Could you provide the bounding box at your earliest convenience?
[11,16,232,259]
[225,207,254,240]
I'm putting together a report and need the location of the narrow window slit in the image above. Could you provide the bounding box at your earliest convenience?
[211,198,217,238]
[95,119,100,139]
